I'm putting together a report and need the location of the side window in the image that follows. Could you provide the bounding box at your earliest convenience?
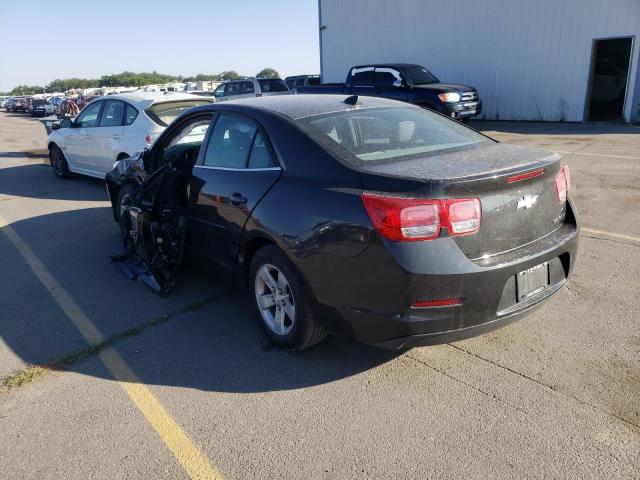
[124,103,138,125]
[240,81,255,94]
[99,100,125,127]
[76,101,102,128]
[247,132,274,169]
[202,114,256,169]
[295,78,306,87]
[375,69,401,88]
[160,115,213,166]
[225,83,240,97]
[350,68,374,87]
[213,84,225,97]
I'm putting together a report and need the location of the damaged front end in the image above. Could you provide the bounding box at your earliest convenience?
[107,152,192,295]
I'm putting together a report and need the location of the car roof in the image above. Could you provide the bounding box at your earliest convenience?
[211,94,406,120]
[94,91,208,105]
[351,63,421,71]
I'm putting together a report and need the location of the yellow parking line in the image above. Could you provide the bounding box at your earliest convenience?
[582,227,640,243]
[0,213,222,480]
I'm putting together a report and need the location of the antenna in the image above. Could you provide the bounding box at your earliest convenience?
[343,95,359,105]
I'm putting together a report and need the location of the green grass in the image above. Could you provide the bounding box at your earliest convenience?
[2,290,228,390]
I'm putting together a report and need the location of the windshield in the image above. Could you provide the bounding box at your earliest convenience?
[404,66,439,85]
[145,100,211,127]
[299,106,489,163]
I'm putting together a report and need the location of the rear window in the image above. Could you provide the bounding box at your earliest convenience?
[258,79,289,93]
[145,100,211,127]
[299,107,489,164]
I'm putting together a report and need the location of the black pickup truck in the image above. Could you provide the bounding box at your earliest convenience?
[298,63,481,122]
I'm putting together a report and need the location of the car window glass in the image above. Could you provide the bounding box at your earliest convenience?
[247,132,273,169]
[203,114,256,169]
[225,83,240,96]
[350,68,375,87]
[161,116,212,166]
[308,77,320,86]
[258,79,289,92]
[375,70,399,87]
[213,84,225,97]
[240,81,255,94]
[124,104,138,125]
[302,106,488,163]
[100,100,124,127]
[286,79,295,89]
[76,101,102,128]
[295,78,305,87]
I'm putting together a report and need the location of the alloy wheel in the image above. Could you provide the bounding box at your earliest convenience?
[254,263,296,336]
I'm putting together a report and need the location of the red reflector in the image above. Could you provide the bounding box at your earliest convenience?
[507,168,545,183]
[412,298,461,308]
[555,164,570,203]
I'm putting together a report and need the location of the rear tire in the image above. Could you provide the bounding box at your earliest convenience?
[50,145,72,178]
[249,245,326,350]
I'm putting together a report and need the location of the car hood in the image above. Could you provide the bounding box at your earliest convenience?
[413,83,475,94]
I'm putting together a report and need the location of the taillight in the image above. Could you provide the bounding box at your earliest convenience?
[555,164,570,203]
[361,194,481,242]
[144,134,153,144]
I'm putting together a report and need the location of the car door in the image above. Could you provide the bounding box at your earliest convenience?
[89,99,126,174]
[374,68,409,102]
[213,83,227,102]
[64,100,104,172]
[189,113,281,272]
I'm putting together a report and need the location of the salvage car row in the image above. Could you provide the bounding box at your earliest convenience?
[44,88,578,351]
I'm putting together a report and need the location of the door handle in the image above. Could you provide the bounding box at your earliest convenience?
[229,193,247,206]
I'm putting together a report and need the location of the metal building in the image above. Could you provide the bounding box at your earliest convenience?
[318,0,640,123]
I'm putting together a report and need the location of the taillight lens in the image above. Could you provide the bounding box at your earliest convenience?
[144,134,153,144]
[555,164,570,203]
[362,194,481,242]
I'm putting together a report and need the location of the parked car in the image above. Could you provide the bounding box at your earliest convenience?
[212,78,290,102]
[105,94,578,351]
[47,92,214,179]
[285,75,321,92]
[5,96,29,112]
[298,63,482,122]
[29,98,53,117]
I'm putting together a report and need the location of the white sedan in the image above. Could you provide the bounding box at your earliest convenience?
[47,92,213,179]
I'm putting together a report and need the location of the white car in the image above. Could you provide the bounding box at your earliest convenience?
[47,92,213,179]
[212,77,290,102]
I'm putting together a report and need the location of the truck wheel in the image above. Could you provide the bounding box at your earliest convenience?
[249,245,326,350]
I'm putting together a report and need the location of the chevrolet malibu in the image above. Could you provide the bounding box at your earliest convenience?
[106,94,579,351]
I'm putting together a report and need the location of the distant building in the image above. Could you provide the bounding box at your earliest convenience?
[318,0,640,122]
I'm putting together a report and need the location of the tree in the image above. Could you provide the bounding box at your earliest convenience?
[10,85,46,95]
[256,68,280,79]
[219,70,242,81]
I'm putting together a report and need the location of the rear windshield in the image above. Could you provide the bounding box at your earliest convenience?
[258,79,289,93]
[145,100,211,126]
[299,106,489,164]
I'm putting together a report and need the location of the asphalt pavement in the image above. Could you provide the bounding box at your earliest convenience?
[1,111,638,479]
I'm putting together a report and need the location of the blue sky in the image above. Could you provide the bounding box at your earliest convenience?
[0,0,320,91]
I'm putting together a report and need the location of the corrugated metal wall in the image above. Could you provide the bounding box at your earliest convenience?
[319,0,640,122]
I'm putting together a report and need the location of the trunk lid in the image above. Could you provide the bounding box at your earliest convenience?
[360,143,566,259]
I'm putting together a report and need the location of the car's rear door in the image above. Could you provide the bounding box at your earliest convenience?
[189,112,281,271]
[89,99,126,174]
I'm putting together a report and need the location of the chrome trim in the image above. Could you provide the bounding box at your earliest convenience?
[193,165,281,172]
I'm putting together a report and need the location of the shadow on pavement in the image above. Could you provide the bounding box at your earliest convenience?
[0,164,108,201]
[0,205,397,393]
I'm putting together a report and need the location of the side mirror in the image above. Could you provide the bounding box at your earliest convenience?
[393,79,405,88]
[51,122,61,130]
[59,118,73,129]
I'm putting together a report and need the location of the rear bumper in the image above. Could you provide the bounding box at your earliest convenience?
[318,201,579,350]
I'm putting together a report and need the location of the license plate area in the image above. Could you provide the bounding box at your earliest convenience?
[516,262,549,301]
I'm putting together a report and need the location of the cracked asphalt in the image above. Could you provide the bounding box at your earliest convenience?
[0,111,639,479]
